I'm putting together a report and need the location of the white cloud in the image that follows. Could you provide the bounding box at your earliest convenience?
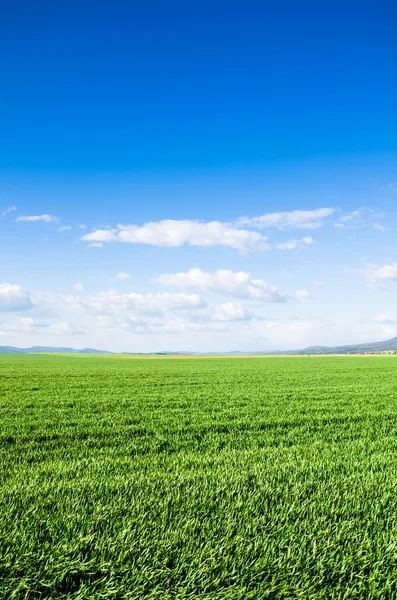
[73,283,84,292]
[151,319,228,335]
[79,224,86,229]
[79,208,338,253]
[373,223,387,232]
[0,317,84,336]
[372,313,397,324]
[335,208,386,230]
[237,208,335,230]
[156,268,286,302]
[37,289,206,318]
[59,225,72,232]
[169,301,257,325]
[95,314,155,332]
[47,322,85,335]
[2,206,17,216]
[82,220,270,253]
[313,281,326,287]
[80,290,205,316]
[363,263,397,289]
[276,236,313,250]
[89,242,103,248]
[0,284,33,312]
[0,318,47,332]
[337,210,361,225]
[16,214,57,223]
[32,288,239,339]
[146,319,228,335]
[84,229,116,242]
[92,310,318,343]
[116,272,132,280]
[294,289,312,303]
[17,271,312,347]
[211,302,252,322]
[94,313,231,335]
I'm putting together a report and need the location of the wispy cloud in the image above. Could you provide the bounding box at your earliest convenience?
[276,236,313,250]
[36,289,206,318]
[335,208,386,230]
[58,225,72,232]
[382,182,397,193]
[2,206,17,216]
[0,318,85,336]
[237,208,335,230]
[373,222,387,232]
[47,322,85,335]
[335,210,361,226]
[17,214,58,223]
[372,313,397,324]
[0,317,47,332]
[362,262,397,290]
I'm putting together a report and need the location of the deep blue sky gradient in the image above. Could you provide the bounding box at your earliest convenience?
[2,1,397,172]
[1,1,397,351]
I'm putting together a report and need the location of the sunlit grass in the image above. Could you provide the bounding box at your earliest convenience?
[2,354,397,598]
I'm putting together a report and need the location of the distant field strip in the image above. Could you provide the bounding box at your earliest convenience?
[2,355,397,598]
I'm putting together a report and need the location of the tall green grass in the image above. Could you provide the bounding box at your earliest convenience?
[2,354,397,598]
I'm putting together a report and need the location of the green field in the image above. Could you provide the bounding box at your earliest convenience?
[2,354,397,598]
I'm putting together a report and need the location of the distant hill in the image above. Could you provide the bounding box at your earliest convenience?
[1,338,397,356]
[0,346,111,354]
[278,337,397,355]
[0,346,25,354]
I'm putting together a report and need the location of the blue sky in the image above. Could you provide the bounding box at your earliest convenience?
[1,1,397,351]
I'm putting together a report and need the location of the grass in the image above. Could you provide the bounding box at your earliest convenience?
[2,354,397,598]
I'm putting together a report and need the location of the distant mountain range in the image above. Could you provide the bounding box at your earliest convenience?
[1,337,397,355]
[0,346,111,354]
[277,337,397,355]
[157,337,397,355]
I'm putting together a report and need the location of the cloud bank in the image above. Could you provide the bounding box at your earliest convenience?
[81,209,334,253]
[0,284,33,312]
[156,268,287,302]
